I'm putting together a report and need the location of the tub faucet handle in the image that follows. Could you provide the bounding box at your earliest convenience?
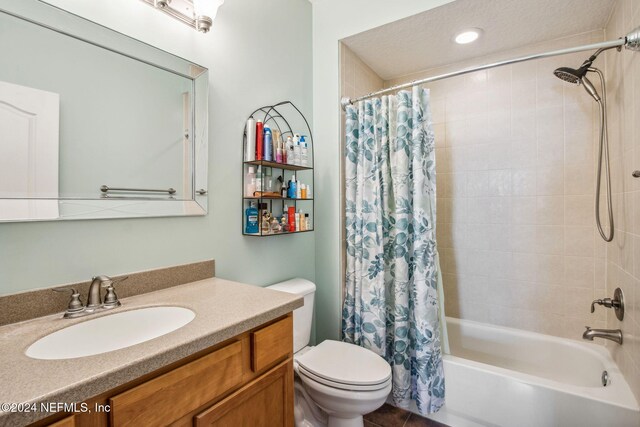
[589,288,625,320]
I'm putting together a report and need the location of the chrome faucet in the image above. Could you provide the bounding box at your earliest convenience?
[54,275,127,318]
[583,326,623,344]
[87,276,109,309]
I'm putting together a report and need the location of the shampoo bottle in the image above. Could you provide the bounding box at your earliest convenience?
[293,134,301,165]
[245,118,256,161]
[300,136,308,166]
[263,125,273,161]
[288,206,296,232]
[295,210,301,231]
[288,174,297,199]
[273,129,281,163]
[255,121,264,160]
[286,136,295,165]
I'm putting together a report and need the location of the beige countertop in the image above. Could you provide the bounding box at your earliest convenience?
[0,278,302,427]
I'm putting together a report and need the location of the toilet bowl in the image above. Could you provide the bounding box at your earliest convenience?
[267,279,392,427]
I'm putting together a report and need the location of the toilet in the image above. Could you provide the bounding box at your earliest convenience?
[267,279,392,427]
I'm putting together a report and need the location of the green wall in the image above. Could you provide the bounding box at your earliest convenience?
[0,0,315,296]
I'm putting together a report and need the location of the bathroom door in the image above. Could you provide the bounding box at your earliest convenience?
[0,80,59,219]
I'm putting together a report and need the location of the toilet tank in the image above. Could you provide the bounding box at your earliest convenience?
[266,278,315,353]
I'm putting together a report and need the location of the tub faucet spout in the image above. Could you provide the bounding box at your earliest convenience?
[583,326,623,344]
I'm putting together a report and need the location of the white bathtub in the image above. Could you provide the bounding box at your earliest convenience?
[424,318,640,427]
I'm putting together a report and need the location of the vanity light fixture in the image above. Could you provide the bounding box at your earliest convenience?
[141,0,224,33]
[454,28,482,44]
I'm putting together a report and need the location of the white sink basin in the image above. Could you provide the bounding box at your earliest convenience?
[26,306,195,360]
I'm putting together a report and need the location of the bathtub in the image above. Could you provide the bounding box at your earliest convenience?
[423,317,640,427]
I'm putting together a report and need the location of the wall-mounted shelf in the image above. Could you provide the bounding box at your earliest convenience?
[243,160,312,172]
[242,101,314,237]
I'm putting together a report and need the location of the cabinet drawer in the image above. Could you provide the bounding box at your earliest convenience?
[109,341,242,427]
[194,359,293,427]
[250,316,292,372]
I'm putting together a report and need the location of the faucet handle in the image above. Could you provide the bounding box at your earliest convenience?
[590,299,604,313]
[53,287,85,316]
[101,276,127,308]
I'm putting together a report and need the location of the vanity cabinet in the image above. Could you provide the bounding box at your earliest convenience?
[35,314,294,427]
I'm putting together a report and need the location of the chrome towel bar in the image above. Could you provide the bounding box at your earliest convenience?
[100,185,176,195]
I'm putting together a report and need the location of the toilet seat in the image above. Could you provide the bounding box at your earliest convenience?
[295,340,392,391]
[297,364,391,391]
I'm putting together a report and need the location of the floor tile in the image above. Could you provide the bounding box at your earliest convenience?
[404,413,449,427]
[364,403,411,426]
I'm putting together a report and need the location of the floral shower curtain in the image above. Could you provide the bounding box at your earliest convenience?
[342,87,445,414]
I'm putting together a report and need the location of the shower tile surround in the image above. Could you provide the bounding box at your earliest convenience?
[604,0,640,402]
[344,31,609,340]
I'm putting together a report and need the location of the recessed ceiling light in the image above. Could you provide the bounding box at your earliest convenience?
[454,28,482,44]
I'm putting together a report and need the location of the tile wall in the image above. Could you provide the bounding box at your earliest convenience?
[385,31,609,340]
[604,0,640,402]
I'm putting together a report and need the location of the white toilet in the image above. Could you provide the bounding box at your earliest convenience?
[267,279,392,427]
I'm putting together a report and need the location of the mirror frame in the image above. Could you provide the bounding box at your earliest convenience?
[0,0,208,222]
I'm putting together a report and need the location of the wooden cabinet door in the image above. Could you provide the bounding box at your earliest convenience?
[194,359,293,427]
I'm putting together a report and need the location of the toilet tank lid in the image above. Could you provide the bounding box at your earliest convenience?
[266,278,315,296]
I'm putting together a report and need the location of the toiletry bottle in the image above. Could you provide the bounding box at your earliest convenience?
[281,214,289,232]
[282,137,288,164]
[275,134,283,163]
[256,120,264,160]
[288,175,297,199]
[265,167,273,192]
[301,184,307,199]
[245,166,256,197]
[299,210,306,231]
[300,136,308,166]
[273,129,281,163]
[245,202,259,234]
[261,212,271,234]
[263,125,273,161]
[270,216,281,233]
[305,213,310,230]
[256,166,263,193]
[293,134,301,165]
[245,118,256,161]
[296,179,302,199]
[280,177,288,198]
[288,206,296,232]
[295,210,301,231]
[287,136,295,165]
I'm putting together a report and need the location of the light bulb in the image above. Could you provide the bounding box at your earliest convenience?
[454,28,482,45]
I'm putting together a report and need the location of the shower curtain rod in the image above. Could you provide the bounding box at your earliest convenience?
[341,26,640,110]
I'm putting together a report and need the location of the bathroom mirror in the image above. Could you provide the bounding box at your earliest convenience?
[0,0,208,222]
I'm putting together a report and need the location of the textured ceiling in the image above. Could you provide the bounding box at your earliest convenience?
[341,0,616,80]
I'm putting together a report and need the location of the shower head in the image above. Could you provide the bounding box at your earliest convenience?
[553,66,585,84]
[553,54,602,102]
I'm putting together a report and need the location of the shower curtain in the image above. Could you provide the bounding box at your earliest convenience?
[342,87,445,414]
